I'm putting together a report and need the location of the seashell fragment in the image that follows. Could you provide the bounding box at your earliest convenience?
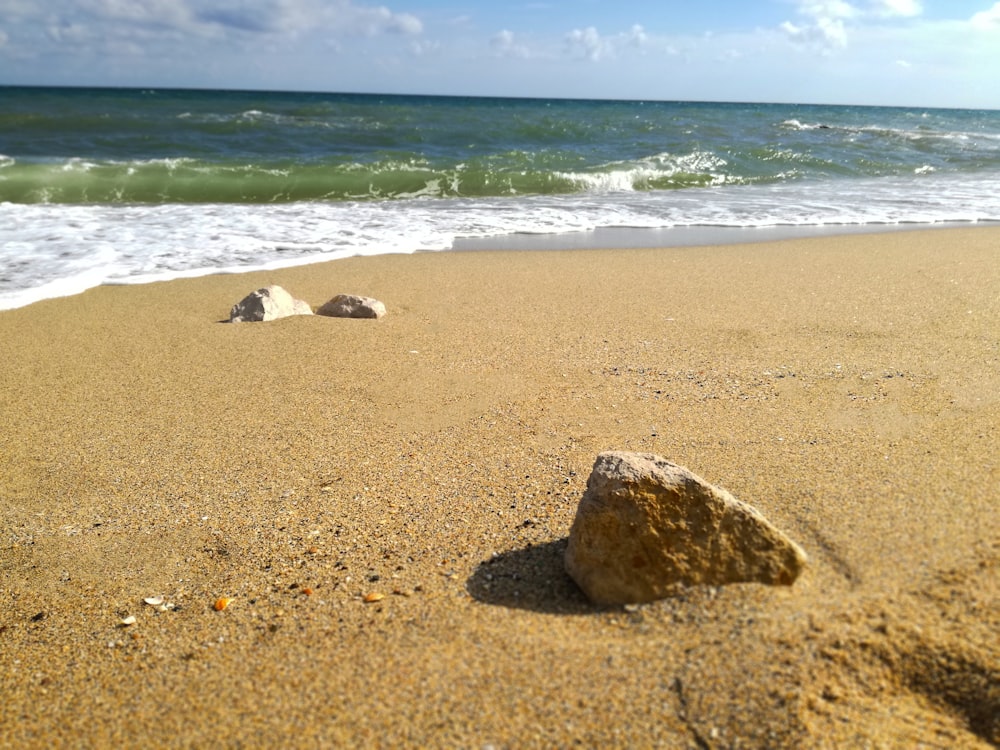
[119,615,137,627]
[143,596,165,606]
[362,592,385,603]
[213,597,233,611]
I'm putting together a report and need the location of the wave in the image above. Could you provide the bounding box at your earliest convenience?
[3,170,999,311]
[5,147,975,205]
[0,151,772,204]
[176,108,355,131]
[780,118,1000,146]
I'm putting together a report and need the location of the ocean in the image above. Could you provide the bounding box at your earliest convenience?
[1,86,999,310]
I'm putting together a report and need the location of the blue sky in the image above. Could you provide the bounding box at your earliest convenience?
[1,1,998,108]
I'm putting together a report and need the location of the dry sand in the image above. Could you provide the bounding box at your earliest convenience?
[1,227,997,748]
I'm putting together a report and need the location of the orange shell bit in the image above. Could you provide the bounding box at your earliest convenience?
[213,597,233,611]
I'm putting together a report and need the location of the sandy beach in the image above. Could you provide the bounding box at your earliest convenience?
[1,227,997,747]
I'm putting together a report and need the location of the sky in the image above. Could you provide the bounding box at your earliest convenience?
[1,1,999,108]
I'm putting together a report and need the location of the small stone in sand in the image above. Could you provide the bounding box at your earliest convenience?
[564,451,808,605]
[317,294,387,319]
[229,285,312,323]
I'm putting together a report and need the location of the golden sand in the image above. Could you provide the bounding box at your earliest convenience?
[1,227,997,747]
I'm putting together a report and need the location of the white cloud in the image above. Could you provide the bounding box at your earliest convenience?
[566,26,609,61]
[798,0,858,21]
[211,1,424,37]
[0,0,426,89]
[78,0,196,29]
[409,38,439,56]
[46,21,94,44]
[563,24,651,62]
[781,17,848,49]
[780,0,923,51]
[29,0,423,40]
[970,2,1000,28]
[627,24,647,48]
[0,0,35,16]
[358,5,422,35]
[781,1,854,50]
[871,0,922,17]
[491,29,530,59]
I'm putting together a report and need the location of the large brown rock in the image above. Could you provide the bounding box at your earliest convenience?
[229,285,312,323]
[565,451,807,605]
[317,294,386,319]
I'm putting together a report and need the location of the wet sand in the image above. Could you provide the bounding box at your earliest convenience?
[1,227,997,747]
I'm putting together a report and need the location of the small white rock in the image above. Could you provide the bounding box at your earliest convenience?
[317,294,386,319]
[229,285,313,323]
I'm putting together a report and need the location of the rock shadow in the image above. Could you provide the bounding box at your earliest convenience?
[466,538,608,614]
[876,635,1000,744]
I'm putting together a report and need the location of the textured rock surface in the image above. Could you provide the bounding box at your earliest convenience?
[317,294,387,319]
[229,285,312,323]
[565,451,808,605]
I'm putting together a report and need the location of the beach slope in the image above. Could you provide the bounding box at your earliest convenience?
[1,228,997,747]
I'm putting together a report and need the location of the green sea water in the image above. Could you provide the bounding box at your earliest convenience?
[3,86,998,204]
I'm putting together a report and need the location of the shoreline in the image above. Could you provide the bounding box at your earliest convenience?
[1,220,997,313]
[451,219,997,252]
[1,227,997,747]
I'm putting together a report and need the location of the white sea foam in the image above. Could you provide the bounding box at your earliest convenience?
[556,151,732,192]
[781,118,1000,149]
[1,171,998,311]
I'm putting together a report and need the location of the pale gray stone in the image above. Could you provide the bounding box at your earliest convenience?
[565,451,807,605]
[317,294,386,319]
[229,285,312,323]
